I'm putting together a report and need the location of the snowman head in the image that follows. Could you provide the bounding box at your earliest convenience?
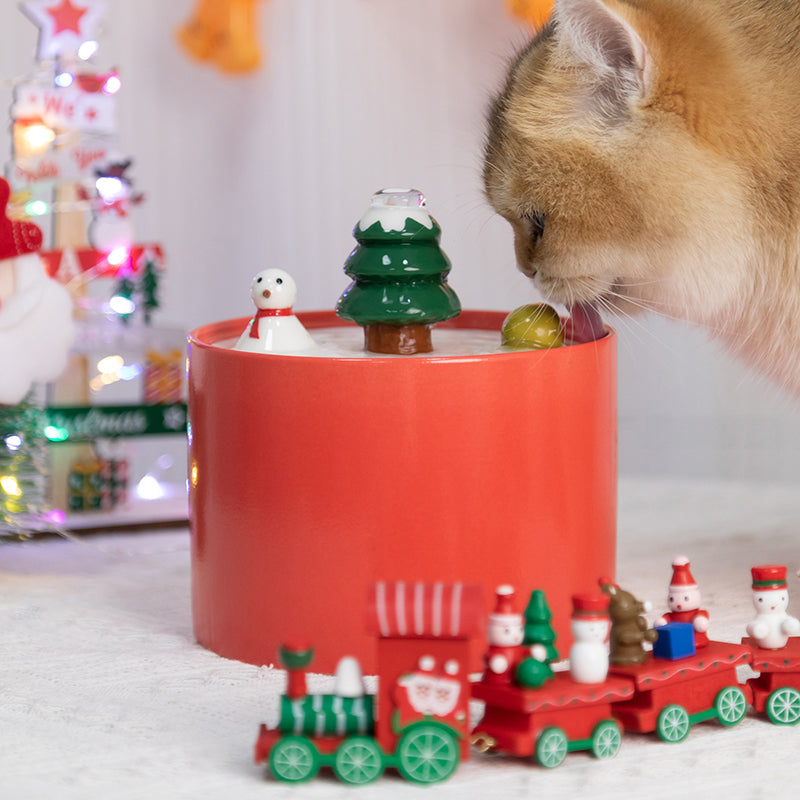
[249,268,297,310]
[571,593,610,642]
[751,566,792,615]
[667,556,701,613]
[487,615,524,647]
[752,587,789,615]
[571,617,610,643]
[487,585,524,646]
[668,585,702,613]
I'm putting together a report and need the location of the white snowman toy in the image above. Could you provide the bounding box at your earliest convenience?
[234,268,315,353]
[569,593,611,684]
[746,565,800,650]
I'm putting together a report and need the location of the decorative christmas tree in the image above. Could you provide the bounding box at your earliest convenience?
[11,0,164,309]
[0,1,186,530]
[516,589,559,688]
[0,395,54,536]
[336,189,461,355]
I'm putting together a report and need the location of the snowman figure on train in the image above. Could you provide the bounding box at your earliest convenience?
[746,565,800,649]
[654,556,710,648]
[569,593,611,684]
[234,268,315,353]
[482,585,528,685]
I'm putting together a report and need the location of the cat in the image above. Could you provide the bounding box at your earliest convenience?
[484,0,800,393]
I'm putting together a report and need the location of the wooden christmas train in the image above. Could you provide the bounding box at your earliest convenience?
[254,561,800,785]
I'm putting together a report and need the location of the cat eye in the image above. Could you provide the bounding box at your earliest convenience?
[524,212,546,243]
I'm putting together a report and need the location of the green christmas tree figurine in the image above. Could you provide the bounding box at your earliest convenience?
[516,589,559,688]
[140,254,160,325]
[336,189,461,355]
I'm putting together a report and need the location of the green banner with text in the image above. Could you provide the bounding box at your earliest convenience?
[44,404,187,443]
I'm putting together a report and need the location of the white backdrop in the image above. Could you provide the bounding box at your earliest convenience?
[1,0,798,483]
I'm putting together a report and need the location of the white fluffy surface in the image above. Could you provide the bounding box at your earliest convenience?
[1,478,798,798]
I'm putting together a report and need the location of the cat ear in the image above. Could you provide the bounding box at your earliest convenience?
[554,0,651,99]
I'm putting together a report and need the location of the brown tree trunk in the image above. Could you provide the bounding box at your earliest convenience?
[364,323,432,355]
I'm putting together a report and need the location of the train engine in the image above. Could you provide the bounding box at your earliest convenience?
[254,581,485,785]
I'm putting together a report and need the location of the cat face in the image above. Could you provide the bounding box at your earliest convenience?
[484,0,761,328]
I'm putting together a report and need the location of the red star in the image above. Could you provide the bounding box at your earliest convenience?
[46,0,88,35]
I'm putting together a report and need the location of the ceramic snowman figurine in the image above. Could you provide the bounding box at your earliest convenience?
[234,268,315,353]
[87,161,139,255]
[483,585,526,685]
[746,565,800,649]
[569,593,611,684]
[654,556,710,648]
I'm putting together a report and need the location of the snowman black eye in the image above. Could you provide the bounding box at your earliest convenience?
[276,278,283,285]
[256,276,262,283]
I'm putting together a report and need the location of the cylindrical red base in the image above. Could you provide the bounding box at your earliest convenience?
[188,311,617,672]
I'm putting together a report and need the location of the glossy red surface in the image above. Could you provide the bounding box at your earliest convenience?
[187,310,617,671]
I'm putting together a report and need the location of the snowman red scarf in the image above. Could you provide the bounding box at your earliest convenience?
[250,307,292,338]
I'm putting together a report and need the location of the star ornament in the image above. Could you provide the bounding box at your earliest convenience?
[21,0,107,61]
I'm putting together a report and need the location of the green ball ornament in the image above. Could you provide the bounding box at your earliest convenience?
[515,656,555,688]
[501,304,564,350]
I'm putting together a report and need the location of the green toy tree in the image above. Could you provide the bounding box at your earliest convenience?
[516,589,559,688]
[113,273,136,325]
[140,254,160,324]
[336,189,461,355]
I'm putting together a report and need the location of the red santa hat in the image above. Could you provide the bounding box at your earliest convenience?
[571,593,609,620]
[669,555,698,589]
[489,584,519,621]
[0,178,43,261]
[751,564,788,591]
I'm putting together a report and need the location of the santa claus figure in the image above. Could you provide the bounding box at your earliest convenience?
[0,177,74,404]
[747,565,800,650]
[482,585,526,685]
[654,555,710,648]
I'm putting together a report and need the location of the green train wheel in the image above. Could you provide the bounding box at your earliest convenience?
[334,737,384,785]
[269,736,319,782]
[396,724,459,784]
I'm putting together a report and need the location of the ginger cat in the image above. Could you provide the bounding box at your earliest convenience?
[484,0,800,392]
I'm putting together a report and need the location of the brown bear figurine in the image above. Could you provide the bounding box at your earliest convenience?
[599,578,658,666]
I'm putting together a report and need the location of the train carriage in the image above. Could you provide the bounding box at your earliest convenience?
[608,640,752,742]
[745,636,800,725]
[471,671,633,768]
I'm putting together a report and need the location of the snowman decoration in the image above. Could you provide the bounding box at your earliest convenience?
[234,268,315,353]
[654,555,710,648]
[86,161,142,256]
[483,585,526,685]
[746,565,800,649]
[569,593,611,684]
[0,178,74,404]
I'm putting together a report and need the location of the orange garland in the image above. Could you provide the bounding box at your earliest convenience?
[507,0,554,29]
[176,1,554,75]
[176,0,264,74]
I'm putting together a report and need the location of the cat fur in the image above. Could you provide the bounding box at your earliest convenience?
[484,0,800,392]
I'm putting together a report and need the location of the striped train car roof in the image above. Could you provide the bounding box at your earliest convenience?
[366,582,486,639]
